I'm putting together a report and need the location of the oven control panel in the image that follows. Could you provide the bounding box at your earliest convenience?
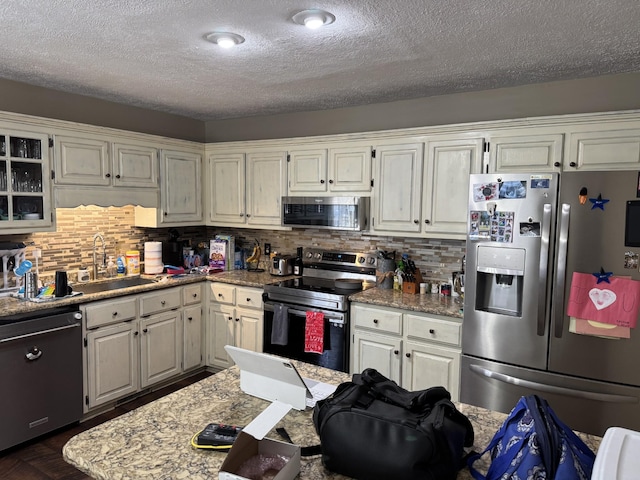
[303,248,377,269]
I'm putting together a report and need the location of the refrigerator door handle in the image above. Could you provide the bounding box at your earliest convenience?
[538,203,553,336]
[553,203,571,338]
[469,364,638,403]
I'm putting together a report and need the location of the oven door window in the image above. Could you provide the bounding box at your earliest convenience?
[263,305,348,372]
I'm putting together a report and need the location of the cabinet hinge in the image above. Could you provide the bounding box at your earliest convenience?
[483,141,490,152]
[370,179,374,188]
[83,337,87,347]
[286,154,290,162]
[48,137,54,148]
[51,170,55,180]
[371,149,376,158]
[85,395,89,405]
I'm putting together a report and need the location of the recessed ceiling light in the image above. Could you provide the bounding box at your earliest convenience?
[292,9,336,29]
[206,32,245,48]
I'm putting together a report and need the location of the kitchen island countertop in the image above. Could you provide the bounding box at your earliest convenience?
[63,363,600,480]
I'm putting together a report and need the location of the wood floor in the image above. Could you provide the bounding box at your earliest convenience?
[0,370,214,479]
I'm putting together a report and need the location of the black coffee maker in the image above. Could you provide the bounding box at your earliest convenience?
[162,229,185,268]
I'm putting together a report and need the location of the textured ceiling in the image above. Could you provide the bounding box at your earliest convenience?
[0,0,638,121]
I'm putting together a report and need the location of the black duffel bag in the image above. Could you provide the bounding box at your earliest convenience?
[312,368,474,480]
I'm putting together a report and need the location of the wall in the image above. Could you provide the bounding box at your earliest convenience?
[0,207,464,288]
[204,72,640,142]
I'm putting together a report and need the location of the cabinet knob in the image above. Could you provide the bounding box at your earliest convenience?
[320,179,325,184]
[164,212,168,216]
[405,353,411,358]
[218,293,223,297]
[246,298,251,302]
[424,219,431,224]
[240,213,244,217]
[192,293,198,298]
[235,317,240,322]
[570,161,577,167]
[143,328,148,333]
[134,331,139,336]
[329,179,334,184]
[161,300,166,305]
[112,311,118,316]
[394,350,399,355]
[554,162,561,167]
[429,329,435,334]
[115,174,121,179]
[246,214,251,217]
[414,219,419,224]
[373,319,379,324]
[105,173,111,178]
[227,316,233,321]
[187,316,193,321]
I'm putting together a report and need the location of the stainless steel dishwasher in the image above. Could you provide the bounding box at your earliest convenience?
[0,305,83,451]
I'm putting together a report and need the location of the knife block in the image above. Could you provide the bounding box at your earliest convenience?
[402,268,423,295]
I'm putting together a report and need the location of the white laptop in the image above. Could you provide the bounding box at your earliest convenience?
[224,345,337,411]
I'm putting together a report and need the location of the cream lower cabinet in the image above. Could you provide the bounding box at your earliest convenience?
[207,282,264,369]
[351,303,462,401]
[83,285,202,411]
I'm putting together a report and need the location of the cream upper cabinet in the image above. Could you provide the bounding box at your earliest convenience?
[486,133,564,173]
[422,137,483,237]
[208,152,245,224]
[208,149,286,229]
[246,150,287,226]
[0,128,54,232]
[566,124,640,171]
[287,148,327,193]
[287,144,372,195]
[371,142,424,234]
[134,149,203,227]
[54,134,158,187]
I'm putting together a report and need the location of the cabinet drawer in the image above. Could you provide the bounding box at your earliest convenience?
[353,305,402,335]
[85,296,137,329]
[236,287,263,310]
[139,288,181,316]
[406,314,461,347]
[210,283,236,305]
[182,284,202,305]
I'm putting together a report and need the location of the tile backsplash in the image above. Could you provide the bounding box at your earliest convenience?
[1,206,465,284]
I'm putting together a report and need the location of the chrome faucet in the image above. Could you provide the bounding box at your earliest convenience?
[92,233,106,280]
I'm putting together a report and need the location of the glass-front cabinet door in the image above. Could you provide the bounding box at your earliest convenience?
[0,129,52,231]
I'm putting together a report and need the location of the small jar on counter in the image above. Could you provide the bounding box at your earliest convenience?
[77,267,90,283]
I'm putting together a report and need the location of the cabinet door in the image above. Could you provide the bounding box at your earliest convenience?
[86,322,139,409]
[209,152,246,224]
[236,307,263,353]
[402,341,461,401]
[351,330,401,382]
[113,143,158,188]
[488,134,563,172]
[54,135,110,185]
[567,128,640,171]
[328,145,372,193]
[139,311,182,388]
[423,138,483,237]
[371,143,424,234]
[161,150,202,223]
[246,150,286,226]
[0,129,53,231]
[207,304,235,369]
[287,148,327,193]
[183,305,202,371]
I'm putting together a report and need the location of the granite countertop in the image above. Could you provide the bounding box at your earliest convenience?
[349,287,464,319]
[63,363,601,480]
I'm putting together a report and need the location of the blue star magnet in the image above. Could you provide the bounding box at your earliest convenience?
[592,268,613,284]
[589,194,609,210]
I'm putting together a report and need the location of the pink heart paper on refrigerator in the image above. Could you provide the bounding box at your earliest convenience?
[566,272,640,328]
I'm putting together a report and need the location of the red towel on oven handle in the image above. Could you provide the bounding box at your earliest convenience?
[305,311,325,354]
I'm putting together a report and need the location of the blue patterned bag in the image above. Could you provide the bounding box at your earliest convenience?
[467,395,595,480]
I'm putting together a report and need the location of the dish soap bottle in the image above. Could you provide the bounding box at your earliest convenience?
[106,256,117,278]
[116,253,126,277]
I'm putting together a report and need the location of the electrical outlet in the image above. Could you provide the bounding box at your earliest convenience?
[264,243,271,255]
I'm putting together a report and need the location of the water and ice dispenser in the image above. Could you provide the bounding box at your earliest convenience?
[474,246,525,317]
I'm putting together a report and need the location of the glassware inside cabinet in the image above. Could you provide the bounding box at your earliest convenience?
[0,136,5,157]
[14,195,43,220]
[9,136,41,159]
[10,162,43,192]
[0,160,6,192]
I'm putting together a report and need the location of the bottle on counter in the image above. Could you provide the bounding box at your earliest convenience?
[106,256,117,278]
[293,247,303,275]
[116,253,126,277]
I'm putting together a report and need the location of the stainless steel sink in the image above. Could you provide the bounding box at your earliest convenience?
[72,277,157,294]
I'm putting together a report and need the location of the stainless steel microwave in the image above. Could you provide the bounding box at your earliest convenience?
[281,196,369,231]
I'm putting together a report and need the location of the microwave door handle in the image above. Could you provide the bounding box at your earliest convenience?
[537,203,553,336]
[553,204,571,338]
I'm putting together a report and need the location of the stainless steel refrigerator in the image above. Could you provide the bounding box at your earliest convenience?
[461,171,640,436]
